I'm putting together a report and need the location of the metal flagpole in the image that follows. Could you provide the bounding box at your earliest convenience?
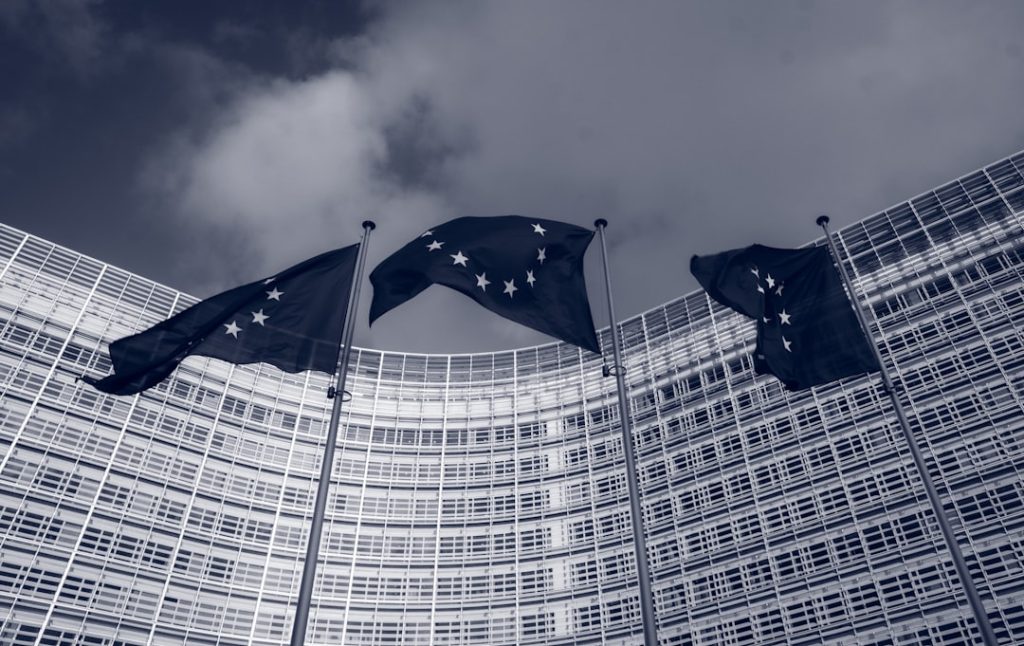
[816,215,998,646]
[290,220,375,646]
[594,219,659,646]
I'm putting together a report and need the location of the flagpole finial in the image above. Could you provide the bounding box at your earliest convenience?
[362,220,376,230]
[594,218,608,228]
[816,215,830,227]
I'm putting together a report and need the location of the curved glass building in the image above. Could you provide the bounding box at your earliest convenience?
[1,151,1024,645]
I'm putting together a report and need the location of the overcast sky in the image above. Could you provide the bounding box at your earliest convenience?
[2,0,1023,354]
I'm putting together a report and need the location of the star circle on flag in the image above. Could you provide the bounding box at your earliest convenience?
[451,251,468,266]
[251,309,269,326]
[266,287,283,301]
[779,309,792,325]
[224,321,241,338]
[427,240,444,251]
[537,247,546,264]
[526,270,536,287]
[532,223,546,236]
[476,273,490,291]
[503,279,518,297]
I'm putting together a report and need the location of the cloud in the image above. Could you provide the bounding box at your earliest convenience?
[144,67,457,292]
[0,105,36,149]
[147,0,1024,352]
[0,0,106,78]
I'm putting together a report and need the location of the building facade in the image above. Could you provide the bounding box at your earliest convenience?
[1,151,1023,645]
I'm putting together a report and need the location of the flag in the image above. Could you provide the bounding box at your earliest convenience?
[84,245,360,396]
[690,244,879,390]
[369,215,600,353]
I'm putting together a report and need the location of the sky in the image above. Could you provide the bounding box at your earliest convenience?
[2,0,1023,354]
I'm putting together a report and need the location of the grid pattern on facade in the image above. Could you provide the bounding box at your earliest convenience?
[0,151,1022,644]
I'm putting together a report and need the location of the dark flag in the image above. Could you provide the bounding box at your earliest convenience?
[690,244,879,390]
[84,245,360,396]
[369,215,600,353]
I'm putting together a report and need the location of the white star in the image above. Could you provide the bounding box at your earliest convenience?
[757,285,765,294]
[450,251,468,266]
[476,273,491,291]
[266,287,284,301]
[750,267,759,278]
[420,230,433,238]
[782,337,792,352]
[526,270,536,287]
[779,309,792,325]
[766,274,776,289]
[427,240,444,251]
[263,277,275,285]
[503,279,518,297]
[537,247,546,264]
[251,309,269,326]
[224,321,241,338]
[763,316,771,323]
[532,223,546,236]
[775,283,784,296]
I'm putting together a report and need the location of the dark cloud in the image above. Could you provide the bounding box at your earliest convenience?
[345,0,1024,352]
[376,94,475,192]
[0,0,376,295]
[99,0,375,76]
[0,106,36,150]
[3,0,1024,354]
[0,0,106,78]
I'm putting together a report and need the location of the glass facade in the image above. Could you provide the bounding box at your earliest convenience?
[1,151,1023,645]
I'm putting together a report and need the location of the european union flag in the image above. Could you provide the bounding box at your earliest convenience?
[85,245,359,396]
[691,245,879,390]
[369,215,600,353]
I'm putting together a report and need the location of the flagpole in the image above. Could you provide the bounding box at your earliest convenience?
[816,215,997,645]
[290,220,375,646]
[594,219,658,646]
